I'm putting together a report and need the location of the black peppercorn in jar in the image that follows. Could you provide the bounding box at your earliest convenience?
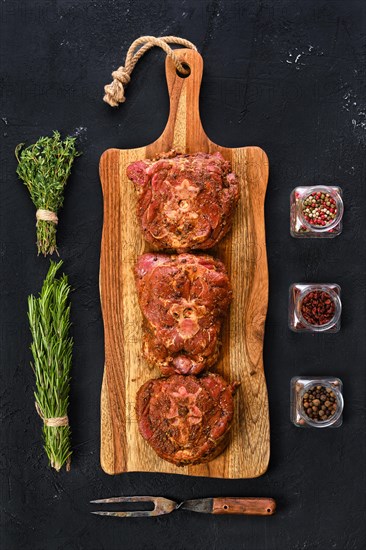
[290,185,343,238]
[289,283,342,333]
[290,377,344,428]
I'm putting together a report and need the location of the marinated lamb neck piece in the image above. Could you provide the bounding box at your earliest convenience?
[136,373,239,466]
[135,253,232,376]
[127,151,240,253]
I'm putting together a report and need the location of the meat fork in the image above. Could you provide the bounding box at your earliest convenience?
[90,496,276,517]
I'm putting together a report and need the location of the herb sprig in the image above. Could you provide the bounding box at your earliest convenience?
[28,261,73,471]
[16,131,81,256]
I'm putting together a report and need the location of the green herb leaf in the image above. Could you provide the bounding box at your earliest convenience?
[28,260,73,472]
[16,131,81,256]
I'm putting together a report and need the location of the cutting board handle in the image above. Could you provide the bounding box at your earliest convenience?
[212,497,276,515]
[151,48,208,153]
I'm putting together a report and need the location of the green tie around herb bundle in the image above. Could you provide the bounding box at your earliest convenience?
[28,261,73,472]
[15,131,81,256]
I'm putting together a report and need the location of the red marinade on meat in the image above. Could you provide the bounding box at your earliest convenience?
[127,151,240,252]
[136,373,239,466]
[135,253,232,376]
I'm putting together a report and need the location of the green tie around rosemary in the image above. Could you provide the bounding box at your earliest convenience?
[15,131,81,256]
[27,261,73,472]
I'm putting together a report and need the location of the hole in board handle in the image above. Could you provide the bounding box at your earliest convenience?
[223,505,228,510]
[176,62,191,78]
[267,508,272,513]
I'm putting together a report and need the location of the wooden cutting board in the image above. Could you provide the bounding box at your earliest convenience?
[99,48,270,478]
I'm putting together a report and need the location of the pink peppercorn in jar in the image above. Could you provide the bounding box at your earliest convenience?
[289,283,342,333]
[290,185,343,238]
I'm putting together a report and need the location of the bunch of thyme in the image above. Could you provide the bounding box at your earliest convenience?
[28,261,73,472]
[16,131,81,256]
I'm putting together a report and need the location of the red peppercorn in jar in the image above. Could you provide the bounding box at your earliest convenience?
[289,283,342,333]
[290,185,343,238]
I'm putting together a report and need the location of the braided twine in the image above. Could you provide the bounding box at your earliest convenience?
[103,35,197,107]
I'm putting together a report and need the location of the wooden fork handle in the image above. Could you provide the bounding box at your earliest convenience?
[212,497,276,515]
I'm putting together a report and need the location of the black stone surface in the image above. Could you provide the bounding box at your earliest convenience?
[1,1,366,549]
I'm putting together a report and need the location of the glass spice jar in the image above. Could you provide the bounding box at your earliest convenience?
[289,283,342,333]
[290,185,343,238]
[291,376,344,428]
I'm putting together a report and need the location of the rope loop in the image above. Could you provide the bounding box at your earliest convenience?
[104,35,197,107]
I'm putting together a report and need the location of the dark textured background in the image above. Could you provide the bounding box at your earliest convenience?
[1,1,366,549]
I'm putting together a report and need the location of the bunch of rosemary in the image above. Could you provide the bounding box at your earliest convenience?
[28,261,73,472]
[16,131,81,256]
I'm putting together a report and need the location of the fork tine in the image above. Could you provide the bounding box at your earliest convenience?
[90,496,177,516]
[90,496,157,504]
[91,511,157,518]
